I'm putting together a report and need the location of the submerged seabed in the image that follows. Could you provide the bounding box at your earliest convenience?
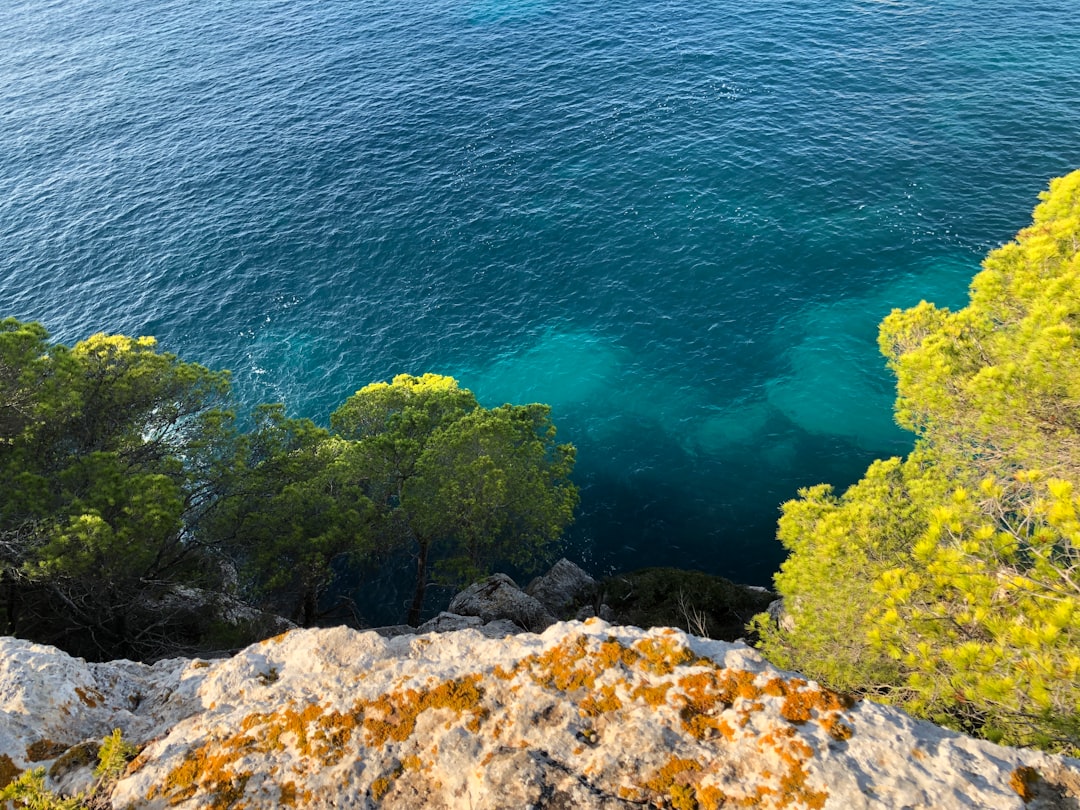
[1,0,1079,614]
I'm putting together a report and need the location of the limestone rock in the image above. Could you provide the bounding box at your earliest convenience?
[767,597,796,633]
[525,557,597,617]
[448,573,557,632]
[417,612,484,634]
[1,625,1078,809]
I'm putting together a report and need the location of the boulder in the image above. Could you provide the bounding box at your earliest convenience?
[417,612,484,634]
[525,557,597,617]
[767,597,796,633]
[447,573,557,632]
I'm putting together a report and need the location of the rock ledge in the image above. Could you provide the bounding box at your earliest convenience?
[1,624,1078,809]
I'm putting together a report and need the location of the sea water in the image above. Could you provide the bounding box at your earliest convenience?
[2,0,1079,609]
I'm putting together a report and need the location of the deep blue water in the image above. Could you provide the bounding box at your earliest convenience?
[2,0,1079,599]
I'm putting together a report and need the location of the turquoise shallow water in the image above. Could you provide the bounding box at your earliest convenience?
[2,0,1080,598]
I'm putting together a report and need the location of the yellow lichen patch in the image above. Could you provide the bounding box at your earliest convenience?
[74,686,105,708]
[279,780,298,807]
[579,684,623,717]
[630,680,672,707]
[371,763,404,801]
[672,669,757,740]
[363,674,486,748]
[261,631,292,645]
[633,637,696,675]
[241,701,345,759]
[762,677,787,697]
[25,739,67,762]
[0,754,22,790]
[820,714,853,742]
[401,755,422,771]
[754,726,828,810]
[618,785,644,802]
[696,783,730,810]
[151,738,254,809]
[596,638,641,670]
[312,707,363,764]
[1010,766,1040,802]
[151,699,363,807]
[524,634,600,691]
[772,678,854,739]
[642,755,711,810]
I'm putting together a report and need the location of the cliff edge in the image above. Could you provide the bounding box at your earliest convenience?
[2,622,1078,809]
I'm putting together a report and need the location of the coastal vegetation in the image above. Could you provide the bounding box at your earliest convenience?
[0,324,577,659]
[3,169,1079,760]
[755,169,1080,754]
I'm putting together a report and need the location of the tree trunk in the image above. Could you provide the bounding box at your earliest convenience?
[406,539,430,626]
[300,585,318,628]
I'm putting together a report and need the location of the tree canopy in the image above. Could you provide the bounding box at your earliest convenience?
[0,322,232,659]
[0,332,578,658]
[755,169,1080,753]
[330,374,578,624]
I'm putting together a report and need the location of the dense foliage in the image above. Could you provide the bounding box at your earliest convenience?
[0,327,577,659]
[755,169,1080,753]
[330,373,578,625]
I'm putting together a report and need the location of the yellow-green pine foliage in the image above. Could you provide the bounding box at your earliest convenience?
[872,473,1080,749]
[94,728,138,780]
[756,451,947,694]
[756,169,1080,753]
[880,169,1080,474]
[0,768,81,810]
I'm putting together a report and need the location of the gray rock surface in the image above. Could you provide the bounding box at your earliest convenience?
[3,624,1078,810]
[417,612,484,634]
[525,557,597,617]
[448,572,557,632]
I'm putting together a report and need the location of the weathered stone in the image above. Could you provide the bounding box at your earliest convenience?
[369,624,423,638]
[525,557,597,617]
[448,573,557,632]
[475,619,522,638]
[767,598,795,633]
[1,625,1077,809]
[575,603,616,623]
[417,612,484,634]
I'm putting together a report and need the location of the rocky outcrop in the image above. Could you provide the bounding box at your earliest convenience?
[2,624,1078,809]
[447,573,557,632]
[600,567,777,641]
[525,557,598,617]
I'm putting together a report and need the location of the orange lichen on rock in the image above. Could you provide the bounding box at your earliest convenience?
[776,678,852,727]
[578,684,622,717]
[630,680,673,707]
[370,763,404,801]
[633,637,697,675]
[278,781,313,807]
[150,736,254,809]
[150,676,483,810]
[1009,765,1040,802]
[752,726,828,810]
[641,755,732,810]
[363,674,486,748]
[522,634,601,691]
[74,686,104,708]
